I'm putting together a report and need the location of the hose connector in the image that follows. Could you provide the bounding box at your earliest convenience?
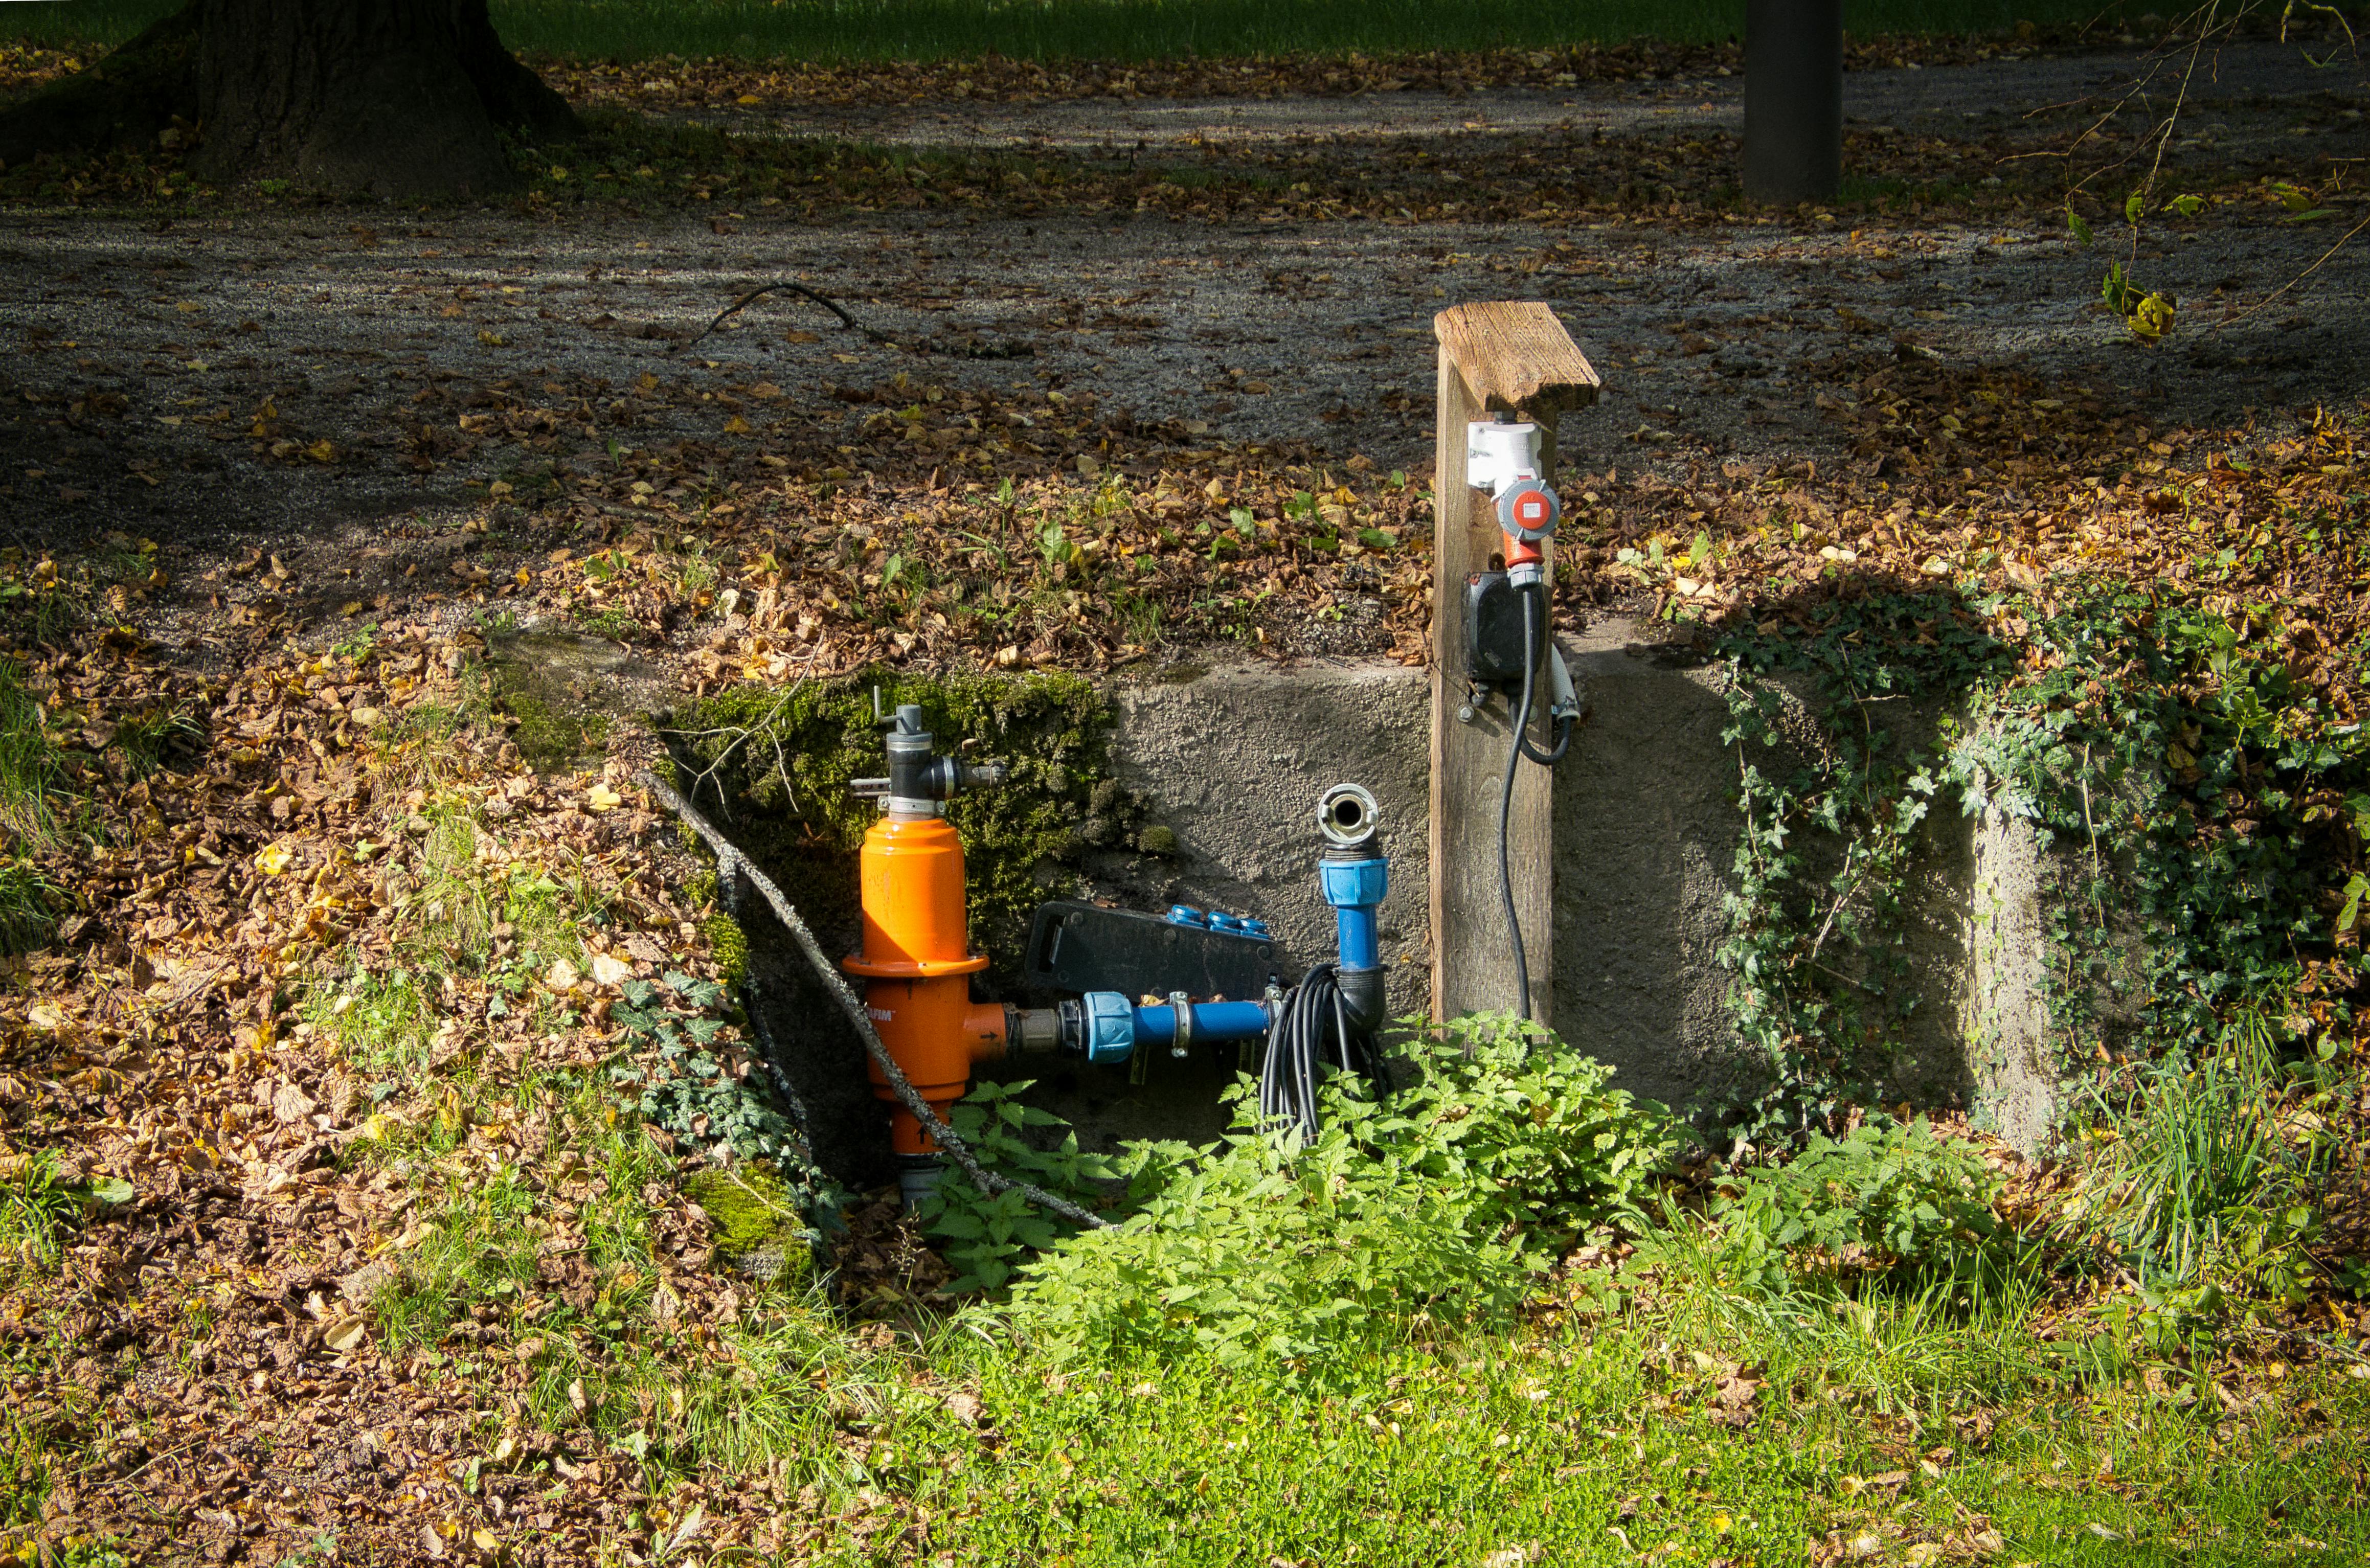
[1062,992,1138,1065]
[1316,782,1381,852]
[1315,781,1390,1034]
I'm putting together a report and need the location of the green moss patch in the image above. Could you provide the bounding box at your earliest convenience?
[684,1164,811,1285]
[702,909,750,985]
[662,668,1126,980]
[485,629,629,772]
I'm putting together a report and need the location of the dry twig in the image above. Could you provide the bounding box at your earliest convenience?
[639,768,1111,1232]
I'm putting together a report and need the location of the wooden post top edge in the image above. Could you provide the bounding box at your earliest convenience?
[1434,301,1600,414]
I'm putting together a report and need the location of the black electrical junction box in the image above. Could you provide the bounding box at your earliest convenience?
[1465,572,1537,690]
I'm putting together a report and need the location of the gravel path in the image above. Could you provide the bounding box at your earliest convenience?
[703,39,2358,156]
[2,41,2361,607]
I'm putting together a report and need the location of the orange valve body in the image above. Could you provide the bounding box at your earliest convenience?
[843,812,1006,1155]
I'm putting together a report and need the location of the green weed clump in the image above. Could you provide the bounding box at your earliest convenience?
[2061,1014,2328,1305]
[0,1149,129,1284]
[0,1150,80,1282]
[0,859,59,959]
[1660,1120,2006,1296]
[962,1015,1677,1377]
[0,659,68,954]
[0,662,64,852]
[615,967,825,1217]
[920,1080,1123,1292]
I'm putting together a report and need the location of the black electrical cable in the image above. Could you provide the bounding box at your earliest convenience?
[1498,624,1537,1024]
[1259,966,1330,1138]
[1258,963,1389,1140]
[1496,585,1574,1024]
[1517,589,1575,767]
[1520,717,1574,767]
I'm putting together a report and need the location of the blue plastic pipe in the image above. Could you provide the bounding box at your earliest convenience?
[1129,999,1273,1048]
[1319,857,1389,973]
[1334,905,1380,971]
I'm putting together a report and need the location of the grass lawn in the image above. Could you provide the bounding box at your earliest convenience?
[10,0,2149,62]
[928,1333,2370,1565]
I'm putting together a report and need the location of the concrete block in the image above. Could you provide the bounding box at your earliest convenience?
[1960,802,2059,1154]
[1548,622,1751,1108]
[1091,657,1434,1020]
[1080,626,2067,1145]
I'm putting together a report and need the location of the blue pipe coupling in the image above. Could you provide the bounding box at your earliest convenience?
[1075,991,1137,1064]
[1319,856,1389,973]
[1067,991,1271,1064]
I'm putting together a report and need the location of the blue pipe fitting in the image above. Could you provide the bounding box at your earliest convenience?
[1319,856,1390,974]
[1130,999,1273,1050]
[1079,990,1137,1064]
[1319,858,1390,911]
[1207,911,1245,934]
[1166,905,1207,927]
[1071,993,1274,1063]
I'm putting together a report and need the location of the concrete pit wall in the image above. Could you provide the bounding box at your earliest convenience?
[1069,615,2063,1151]
[742,614,2067,1190]
[1022,659,1437,1150]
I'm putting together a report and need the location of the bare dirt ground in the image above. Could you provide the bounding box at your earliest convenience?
[2,39,2362,640]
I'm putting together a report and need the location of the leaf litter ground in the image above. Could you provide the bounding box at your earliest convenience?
[0,24,2367,1567]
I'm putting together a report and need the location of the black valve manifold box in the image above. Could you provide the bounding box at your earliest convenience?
[1023,900,1280,1001]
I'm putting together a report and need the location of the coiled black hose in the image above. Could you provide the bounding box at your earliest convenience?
[1258,963,1389,1140]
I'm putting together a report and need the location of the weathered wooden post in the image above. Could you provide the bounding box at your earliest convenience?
[1743,0,1843,204]
[1430,304,1599,1025]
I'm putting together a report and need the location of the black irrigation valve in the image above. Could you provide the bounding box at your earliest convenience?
[850,693,1008,810]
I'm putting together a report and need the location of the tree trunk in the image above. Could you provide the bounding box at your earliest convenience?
[0,0,576,199]
[0,8,201,170]
[1742,0,1842,206]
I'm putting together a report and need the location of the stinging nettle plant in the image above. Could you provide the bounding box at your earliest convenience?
[927,1014,1678,1379]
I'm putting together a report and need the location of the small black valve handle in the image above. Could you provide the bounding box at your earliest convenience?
[850,695,1006,805]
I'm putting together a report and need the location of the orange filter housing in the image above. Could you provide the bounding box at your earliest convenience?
[843,811,1006,1155]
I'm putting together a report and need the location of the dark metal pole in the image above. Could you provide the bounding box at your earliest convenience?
[1744,0,1842,205]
